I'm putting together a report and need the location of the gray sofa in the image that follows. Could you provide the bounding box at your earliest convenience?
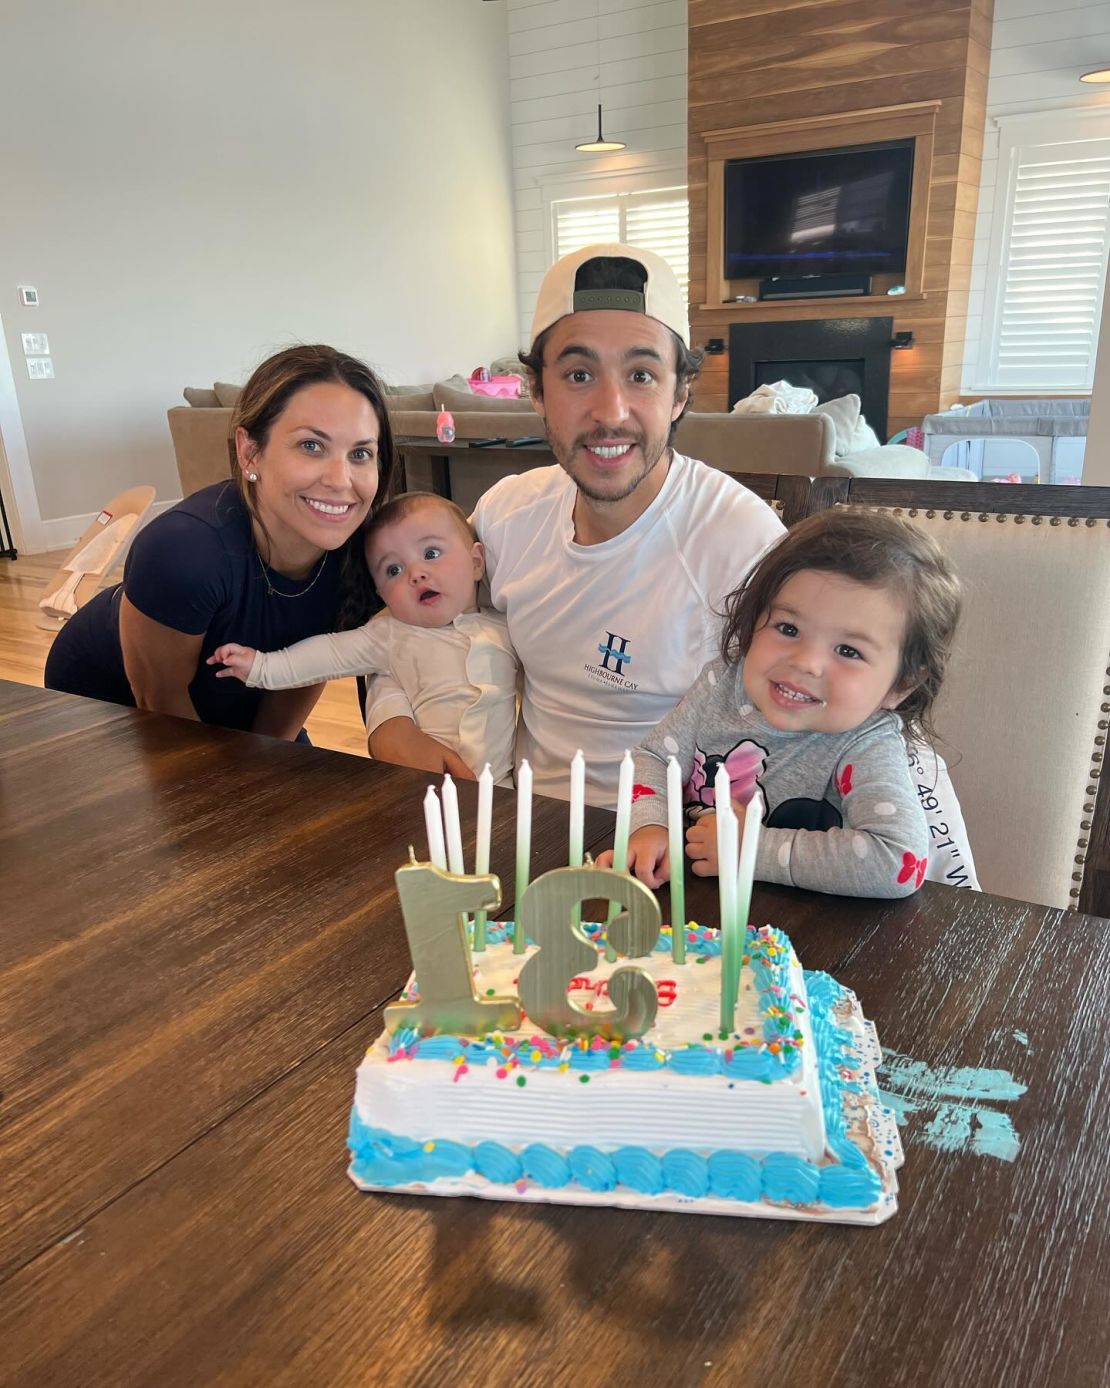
[168,377,970,500]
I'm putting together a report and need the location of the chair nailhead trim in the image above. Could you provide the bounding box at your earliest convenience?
[1070,888,1081,898]
[1082,819,1092,830]
[1068,517,1079,527]
[1079,837,1089,848]
[1073,872,1084,882]
[1015,514,1025,524]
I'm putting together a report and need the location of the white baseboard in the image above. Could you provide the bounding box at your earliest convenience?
[25,497,181,556]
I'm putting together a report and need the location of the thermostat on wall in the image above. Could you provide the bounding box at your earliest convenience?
[18,285,39,307]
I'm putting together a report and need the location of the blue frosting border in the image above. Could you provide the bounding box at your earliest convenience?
[350,968,885,1211]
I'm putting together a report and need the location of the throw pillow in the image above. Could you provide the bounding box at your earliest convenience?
[183,387,220,408]
[848,416,881,452]
[813,394,861,456]
[434,381,532,414]
[213,381,242,408]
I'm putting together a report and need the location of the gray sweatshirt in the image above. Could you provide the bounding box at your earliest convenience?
[630,656,930,899]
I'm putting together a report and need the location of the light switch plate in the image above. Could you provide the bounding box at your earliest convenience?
[22,332,49,355]
[27,357,54,379]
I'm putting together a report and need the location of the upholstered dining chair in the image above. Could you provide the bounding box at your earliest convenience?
[806,477,1110,917]
[721,472,812,527]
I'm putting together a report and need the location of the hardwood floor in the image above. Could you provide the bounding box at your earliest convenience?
[0,552,369,756]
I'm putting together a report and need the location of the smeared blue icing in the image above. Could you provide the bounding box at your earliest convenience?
[877,1048,1026,1163]
[349,965,885,1211]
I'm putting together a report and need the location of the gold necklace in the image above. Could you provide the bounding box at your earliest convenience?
[255,547,329,598]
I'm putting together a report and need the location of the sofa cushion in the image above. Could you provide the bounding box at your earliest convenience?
[434,381,531,414]
[183,386,221,408]
[813,394,861,456]
[385,386,438,413]
[213,381,242,408]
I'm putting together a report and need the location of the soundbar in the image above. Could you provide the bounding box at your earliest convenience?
[759,273,872,301]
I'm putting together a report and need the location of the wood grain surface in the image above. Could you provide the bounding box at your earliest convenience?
[2,683,1108,1387]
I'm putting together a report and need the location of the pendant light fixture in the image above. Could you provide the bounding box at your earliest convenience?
[1079,67,1110,83]
[576,2,625,152]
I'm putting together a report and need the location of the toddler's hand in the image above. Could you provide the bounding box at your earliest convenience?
[208,643,257,682]
[598,826,669,888]
[686,800,748,878]
[686,814,718,877]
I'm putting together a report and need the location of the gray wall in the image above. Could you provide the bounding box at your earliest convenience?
[0,0,519,539]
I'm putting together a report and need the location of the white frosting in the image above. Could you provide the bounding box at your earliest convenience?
[354,943,827,1160]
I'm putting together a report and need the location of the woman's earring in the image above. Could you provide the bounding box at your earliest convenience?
[247,470,259,482]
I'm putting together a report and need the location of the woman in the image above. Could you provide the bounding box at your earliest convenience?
[45,344,395,739]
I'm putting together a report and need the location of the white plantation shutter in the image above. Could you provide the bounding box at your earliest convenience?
[552,187,689,300]
[624,193,689,300]
[554,198,621,258]
[984,132,1110,390]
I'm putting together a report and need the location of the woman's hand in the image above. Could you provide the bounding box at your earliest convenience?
[597,825,670,887]
[207,643,257,682]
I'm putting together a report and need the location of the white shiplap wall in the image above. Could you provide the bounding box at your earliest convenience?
[508,0,688,347]
[961,0,1110,391]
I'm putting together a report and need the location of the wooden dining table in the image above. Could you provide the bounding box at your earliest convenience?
[1,681,1108,1387]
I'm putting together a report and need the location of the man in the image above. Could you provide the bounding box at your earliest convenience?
[368,243,785,805]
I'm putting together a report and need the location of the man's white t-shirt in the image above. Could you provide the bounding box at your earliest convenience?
[471,452,784,806]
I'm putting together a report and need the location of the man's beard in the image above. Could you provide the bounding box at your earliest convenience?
[546,428,671,504]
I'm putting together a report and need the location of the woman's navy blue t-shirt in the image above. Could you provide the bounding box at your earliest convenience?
[45,482,347,731]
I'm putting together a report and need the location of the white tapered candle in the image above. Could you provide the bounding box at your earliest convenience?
[735,787,763,940]
[514,759,532,953]
[423,786,447,871]
[473,763,493,952]
[605,750,635,960]
[441,774,464,876]
[715,764,739,1031]
[667,755,686,964]
[569,749,585,867]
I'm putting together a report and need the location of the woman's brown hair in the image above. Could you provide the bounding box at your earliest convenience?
[229,344,397,629]
[722,508,962,745]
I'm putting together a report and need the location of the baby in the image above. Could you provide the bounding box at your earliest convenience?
[210,492,517,781]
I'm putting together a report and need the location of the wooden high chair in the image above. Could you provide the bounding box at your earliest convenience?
[38,486,156,629]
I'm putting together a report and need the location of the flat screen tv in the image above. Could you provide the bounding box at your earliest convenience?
[724,140,914,281]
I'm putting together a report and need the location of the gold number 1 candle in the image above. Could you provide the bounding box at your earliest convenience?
[385,861,521,1038]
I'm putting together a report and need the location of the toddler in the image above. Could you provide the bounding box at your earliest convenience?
[619,508,963,898]
[210,492,516,781]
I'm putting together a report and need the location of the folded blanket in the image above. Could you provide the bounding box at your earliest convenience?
[731,380,818,415]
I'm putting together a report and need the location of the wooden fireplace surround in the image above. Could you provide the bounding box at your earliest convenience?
[701,101,939,312]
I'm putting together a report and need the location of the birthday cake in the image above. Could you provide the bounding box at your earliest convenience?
[347,865,902,1224]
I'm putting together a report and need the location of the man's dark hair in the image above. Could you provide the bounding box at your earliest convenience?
[519,255,702,437]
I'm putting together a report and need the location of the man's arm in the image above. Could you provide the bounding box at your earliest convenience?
[368,716,474,779]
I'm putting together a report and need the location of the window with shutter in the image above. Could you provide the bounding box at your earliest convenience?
[552,188,689,300]
[979,118,1110,392]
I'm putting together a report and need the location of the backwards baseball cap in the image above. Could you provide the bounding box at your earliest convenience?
[530,242,690,348]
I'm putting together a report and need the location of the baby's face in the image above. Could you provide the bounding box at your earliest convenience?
[367,503,483,629]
